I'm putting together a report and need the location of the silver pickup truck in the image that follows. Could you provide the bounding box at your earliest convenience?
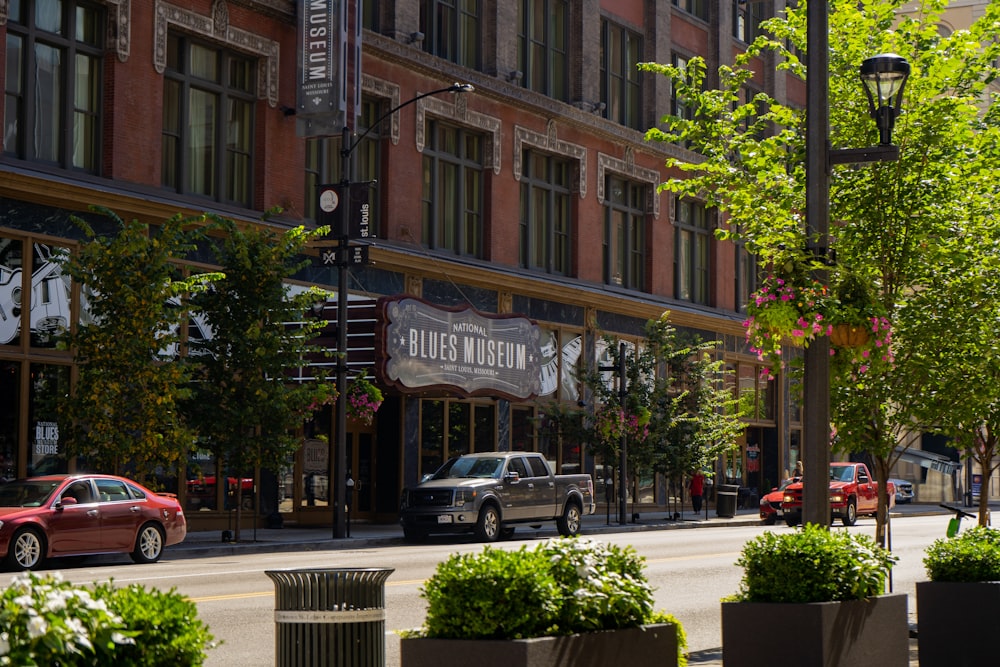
[399,452,596,542]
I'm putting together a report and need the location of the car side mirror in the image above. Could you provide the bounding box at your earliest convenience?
[58,497,78,508]
[504,471,520,484]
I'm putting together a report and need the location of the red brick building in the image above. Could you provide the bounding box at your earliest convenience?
[0,0,805,530]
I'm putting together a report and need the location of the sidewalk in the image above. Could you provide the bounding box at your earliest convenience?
[172,500,950,557]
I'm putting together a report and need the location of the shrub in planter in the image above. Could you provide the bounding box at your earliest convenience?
[918,527,1000,666]
[0,572,216,666]
[92,582,217,666]
[403,537,687,666]
[732,523,896,603]
[922,526,1000,582]
[723,524,906,667]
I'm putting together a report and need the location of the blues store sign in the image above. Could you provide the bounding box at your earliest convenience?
[376,296,542,401]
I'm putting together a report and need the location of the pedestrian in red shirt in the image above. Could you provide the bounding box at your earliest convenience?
[689,471,705,514]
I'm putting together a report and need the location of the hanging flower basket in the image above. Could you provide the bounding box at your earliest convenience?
[829,323,870,348]
[744,267,892,377]
[345,373,384,425]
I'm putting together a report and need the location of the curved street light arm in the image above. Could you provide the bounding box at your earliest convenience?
[342,83,475,158]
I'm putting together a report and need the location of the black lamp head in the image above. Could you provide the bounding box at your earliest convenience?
[860,53,911,145]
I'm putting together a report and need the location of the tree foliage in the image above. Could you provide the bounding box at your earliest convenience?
[543,313,743,504]
[642,0,1000,540]
[56,207,217,480]
[184,216,335,538]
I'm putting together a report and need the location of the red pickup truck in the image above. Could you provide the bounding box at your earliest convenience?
[781,462,894,527]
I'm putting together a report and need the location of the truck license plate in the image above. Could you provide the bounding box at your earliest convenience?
[437,515,453,524]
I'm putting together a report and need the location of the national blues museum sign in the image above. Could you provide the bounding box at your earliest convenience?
[376,296,543,401]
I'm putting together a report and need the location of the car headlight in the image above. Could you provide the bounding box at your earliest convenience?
[453,489,477,506]
[783,494,794,503]
[831,493,844,503]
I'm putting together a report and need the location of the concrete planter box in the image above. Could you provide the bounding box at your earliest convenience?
[917,580,1000,666]
[400,623,678,667]
[722,593,908,667]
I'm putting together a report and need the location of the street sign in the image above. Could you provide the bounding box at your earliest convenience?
[318,244,369,267]
[316,184,342,229]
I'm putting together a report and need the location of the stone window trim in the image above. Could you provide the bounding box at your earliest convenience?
[0,0,131,62]
[512,121,587,199]
[362,75,401,145]
[596,149,661,219]
[153,0,279,108]
[415,95,502,175]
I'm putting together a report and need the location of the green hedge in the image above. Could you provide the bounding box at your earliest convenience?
[924,526,1000,582]
[733,524,896,603]
[412,537,686,664]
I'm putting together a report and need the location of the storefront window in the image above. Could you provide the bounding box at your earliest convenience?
[0,361,18,479]
[186,448,217,511]
[448,402,471,456]
[29,243,71,349]
[0,237,25,347]
[421,400,445,475]
[301,438,330,508]
[473,404,495,452]
[27,363,69,476]
[511,405,536,451]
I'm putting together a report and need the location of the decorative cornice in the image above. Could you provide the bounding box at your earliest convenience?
[416,96,503,175]
[153,0,279,107]
[596,149,663,219]
[513,121,588,199]
[0,0,7,25]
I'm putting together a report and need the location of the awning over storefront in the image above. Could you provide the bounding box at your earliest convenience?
[895,446,961,475]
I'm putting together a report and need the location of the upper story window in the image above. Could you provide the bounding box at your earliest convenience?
[675,199,711,305]
[4,0,105,172]
[733,0,766,43]
[422,119,485,258]
[600,21,643,131]
[736,237,756,313]
[305,98,383,232]
[162,33,256,207]
[362,0,379,31]
[518,0,568,101]
[672,0,709,22]
[603,176,647,291]
[421,0,480,69]
[519,150,572,275]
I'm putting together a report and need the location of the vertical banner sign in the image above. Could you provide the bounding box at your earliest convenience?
[296,0,345,138]
[348,183,370,239]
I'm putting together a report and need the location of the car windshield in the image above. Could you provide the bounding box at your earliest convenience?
[0,480,62,507]
[433,457,505,480]
[830,466,855,482]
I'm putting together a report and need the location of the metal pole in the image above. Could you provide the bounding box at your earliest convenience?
[334,124,351,540]
[803,0,831,527]
[618,342,628,525]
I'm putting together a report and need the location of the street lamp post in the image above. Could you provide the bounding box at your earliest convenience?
[327,83,474,538]
[802,3,908,527]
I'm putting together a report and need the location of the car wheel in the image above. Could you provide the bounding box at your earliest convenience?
[130,523,165,564]
[842,500,858,527]
[6,528,45,570]
[784,515,800,527]
[557,502,582,537]
[763,514,777,526]
[475,505,501,542]
[402,527,427,542]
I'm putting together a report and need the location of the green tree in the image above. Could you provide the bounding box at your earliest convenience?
[642,0,1000,543]
[185,216,334,540]
[549,313,743,512]
[56,208,217,480]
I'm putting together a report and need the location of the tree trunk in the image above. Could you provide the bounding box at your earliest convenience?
[872,456,891,548]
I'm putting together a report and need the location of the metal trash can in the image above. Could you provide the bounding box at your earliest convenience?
[716,484,739,518]
[266,567,394,667]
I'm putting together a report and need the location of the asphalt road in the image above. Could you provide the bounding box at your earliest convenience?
[32,513,948,667]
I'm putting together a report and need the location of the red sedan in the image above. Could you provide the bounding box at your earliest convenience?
[0,474,187,570]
